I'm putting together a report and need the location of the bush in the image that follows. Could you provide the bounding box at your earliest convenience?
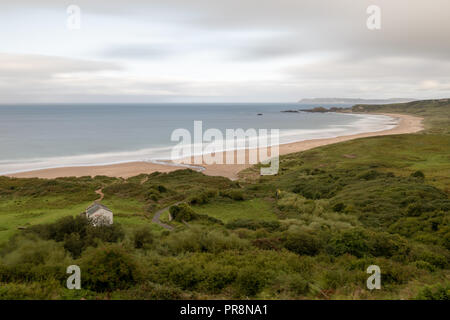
[284,231,323,256]
[235,267,266,297]
[28,216,89,242]
[84,223,125,246]
[169,203,197,222]
[284,274,310,295]
[0,236,69,267]
[189,189,218,205]
[220,189,245,201]
[81,245,138,292]
[413,260,436,272]
[358,170,381,181]
[226,219,280,231]
[328,229,369,258]
[163,262,205,290]
[323,269,350,290]
[63,233,84,258]
[333,202,346,212]
[27,216,124,258]
[115,282,184,300]
[367,232,410,258]
[133,228,154,249]
[380,260,416,285]
[165,227,249,254]
[411,171,425,179]
[200,264,237,293]
[415,284,449,300]
[252,238,282,251]
[0,280,63,300]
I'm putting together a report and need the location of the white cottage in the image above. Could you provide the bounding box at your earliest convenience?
[85,203,113,226]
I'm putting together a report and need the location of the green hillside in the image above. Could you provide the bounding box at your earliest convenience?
[0,99,448,300]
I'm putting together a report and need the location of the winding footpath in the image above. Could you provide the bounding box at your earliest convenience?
[151,201,183,230]
[95,188,105,202]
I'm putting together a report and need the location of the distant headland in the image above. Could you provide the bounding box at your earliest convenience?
[298,98,416,105]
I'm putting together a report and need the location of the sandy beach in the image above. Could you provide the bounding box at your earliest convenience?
[7,113,423,180]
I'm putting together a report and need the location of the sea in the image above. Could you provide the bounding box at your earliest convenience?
[0,103,397,174]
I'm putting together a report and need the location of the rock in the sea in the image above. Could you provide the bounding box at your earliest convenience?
[281,110,300,113]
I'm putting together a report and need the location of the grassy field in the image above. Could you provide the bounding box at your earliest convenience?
[194,198,277,223]
[0,198,92,243]
[0,99,448,300]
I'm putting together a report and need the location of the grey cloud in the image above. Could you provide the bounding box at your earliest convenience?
[1,1,450,101]
[284,56,450,81]
[102,45,175,60]
[0,53,121,79]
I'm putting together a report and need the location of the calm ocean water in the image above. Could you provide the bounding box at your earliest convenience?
[0,103,397,174]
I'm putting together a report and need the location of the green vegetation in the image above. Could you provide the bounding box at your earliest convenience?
[0,99,449,299]
[352,98,450,135]
[195,198,277,223]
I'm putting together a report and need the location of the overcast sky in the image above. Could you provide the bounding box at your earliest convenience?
[1,0,449,103]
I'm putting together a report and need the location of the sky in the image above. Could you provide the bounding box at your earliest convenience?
[1,0,450,103]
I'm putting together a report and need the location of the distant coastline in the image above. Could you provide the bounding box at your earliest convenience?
[0,104,392,175]
[298,98,416,105]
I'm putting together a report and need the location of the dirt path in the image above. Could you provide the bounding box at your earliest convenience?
[95,188,104,202]
[140,176,149,184]
[151,201,183,230]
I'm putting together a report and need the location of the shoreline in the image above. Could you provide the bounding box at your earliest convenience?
[5,113,423,180]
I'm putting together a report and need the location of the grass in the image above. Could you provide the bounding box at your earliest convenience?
[0,196,92,243]
[352,98,450,135]
[101,196,147,215]
[194,198,277,223]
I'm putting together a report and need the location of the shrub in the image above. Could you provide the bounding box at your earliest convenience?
[165,227,249,254]
[0,236,68,267]
[157,185,167,193]
[271,273,310,297]
[284,231,323,256]
[115,282,184,300]
[323,269,350,290]
[380,260,416,285]
[63,233,84,258]
[27,216,124,258]
[226,219,280,231]
[415,284,449,300]
[189,189,218,205]
[333,202,346,212]
[252,238,282,251]
[163,262,205,290]
[357,170,381,181]
[367,232,410,258]
[220,189,245,201]
[0,280,63,300]
[200,264,237,293]
[414,251,448,269]
[413,260,436,272]
[133,228,154,249]
[84,223,125,245]
[235,267,266,297]
[328,229,369,258]
[28,216,89,242]
[410,171,425,179]
[169,203,197,222]
[289,278,309,296]
[81,245,138,292]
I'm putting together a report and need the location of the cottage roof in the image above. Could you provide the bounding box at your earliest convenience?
[86,203,112,217]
